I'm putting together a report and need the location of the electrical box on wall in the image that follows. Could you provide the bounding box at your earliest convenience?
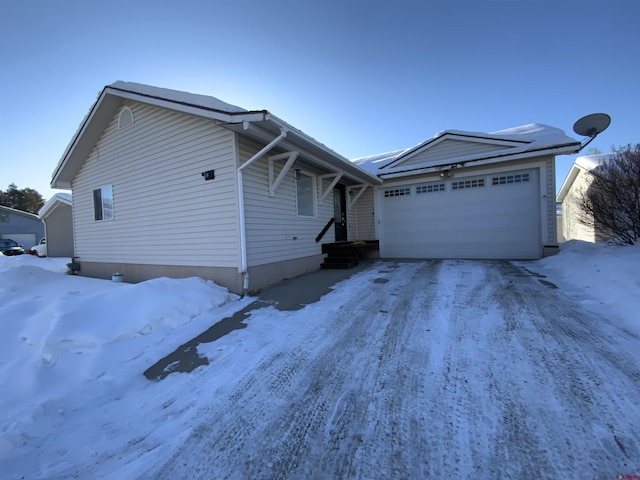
[202,170,215,181]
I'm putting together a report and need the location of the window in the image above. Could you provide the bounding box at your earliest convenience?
[0,211,8,222]
[296,173,315,216]
[93,185,114,221]
[492,173,530,185]
[451,178,485,190]
[384,187,411,198]
[416,183,445,194]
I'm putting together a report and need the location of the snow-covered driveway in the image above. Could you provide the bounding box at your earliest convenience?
[144,260,639,479]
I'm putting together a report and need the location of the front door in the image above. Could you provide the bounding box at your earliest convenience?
[333,185,347,242]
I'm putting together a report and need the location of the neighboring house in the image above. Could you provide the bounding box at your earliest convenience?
[0,205,45,249]
[556,153,611,242]
[556,202,565,243]
[51,81,581,293]
[51,82,381,293]
[353,124,580,259]
[38,193,74,257]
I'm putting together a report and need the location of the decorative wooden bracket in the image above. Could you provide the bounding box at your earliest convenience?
[318,172,343,205]
[268,151,299,196]
[347,184,368,210]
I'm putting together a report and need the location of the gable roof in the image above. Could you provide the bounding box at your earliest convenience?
[0,205,40,220]
[38,193,72,219]
[51,82,381,189]
[556,153,612,202]
[353,124,581,179]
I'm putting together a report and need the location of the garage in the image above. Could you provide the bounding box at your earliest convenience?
[378,169,541,259]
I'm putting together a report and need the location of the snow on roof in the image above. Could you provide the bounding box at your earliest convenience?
[109,81,249,113]
[39,193,72,218]
[350,149,409,174]
[556,153,614,202]
[352,123,580,175]
[575,153,612,171]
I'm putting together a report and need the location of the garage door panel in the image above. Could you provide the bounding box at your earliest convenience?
[380,169,540,259]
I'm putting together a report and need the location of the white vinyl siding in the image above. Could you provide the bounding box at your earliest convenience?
[240,136,333,267]
[561,168,597,242]
[72,101,240,267]
[348,187,375,241]
[399,139,511,167]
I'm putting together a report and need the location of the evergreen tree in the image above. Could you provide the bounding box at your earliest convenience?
[0,183,45,215]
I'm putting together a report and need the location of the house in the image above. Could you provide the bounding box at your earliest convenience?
[353,124,580,259]
[38,193,74,257]
[0,205,45,250]
[556,153,611,242]
[51,82,381,294]
[51,81,581,293]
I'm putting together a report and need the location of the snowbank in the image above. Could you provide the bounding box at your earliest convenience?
[525,240,640,335]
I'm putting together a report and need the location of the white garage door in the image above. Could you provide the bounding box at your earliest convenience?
[379,169,541,259]
[1,233,37,249]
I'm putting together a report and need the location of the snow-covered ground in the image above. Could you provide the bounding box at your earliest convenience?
[0,242,638,479]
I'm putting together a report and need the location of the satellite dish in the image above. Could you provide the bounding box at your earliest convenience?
[572,113,611,153]
[573,113,611,137]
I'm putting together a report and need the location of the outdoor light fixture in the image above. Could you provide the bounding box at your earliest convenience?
[201,169,215,181]
[439,169,452,179]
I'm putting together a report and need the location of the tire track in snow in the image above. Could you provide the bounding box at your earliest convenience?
[145,261,441,480]
[141,260,640,479]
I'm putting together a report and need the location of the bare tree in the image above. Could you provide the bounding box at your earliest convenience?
[576,144,640,245]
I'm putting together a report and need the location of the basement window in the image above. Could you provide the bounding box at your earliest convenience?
[93,185,114,221]
[492,173,530,185]
[416,183,445,194]
[384,187,410,198]
[451,178,485,190]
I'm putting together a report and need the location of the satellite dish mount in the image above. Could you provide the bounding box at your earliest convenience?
[572,113,611,153]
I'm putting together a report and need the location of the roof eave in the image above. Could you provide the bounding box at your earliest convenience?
[378,143,581,180]
[223,116,382,186]
[50,86,270,189]
[38,194,73,218]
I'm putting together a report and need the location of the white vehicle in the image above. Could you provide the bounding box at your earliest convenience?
[31,238,47,257]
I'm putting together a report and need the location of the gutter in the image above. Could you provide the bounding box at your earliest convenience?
[236,127,288,295]
[378,143,581,180]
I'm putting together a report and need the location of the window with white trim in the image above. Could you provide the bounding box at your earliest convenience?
[296,172,316,216]
[93,185,114,221]
[384,187,411,198]
[451,178,485,190]
[416,183,445,194]
[492,173,530,185]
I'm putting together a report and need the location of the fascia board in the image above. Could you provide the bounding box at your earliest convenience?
[383,133,530,170]
[0,205,39,220]
[38,195,72,218]
[238,118,382,185]
[379,144,579,180]
[51,87,268,189]
[556,165,582,202]
[107,88,267,123]
[51,88,117,188]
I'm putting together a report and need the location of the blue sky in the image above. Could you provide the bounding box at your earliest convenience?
[1,0,638,201]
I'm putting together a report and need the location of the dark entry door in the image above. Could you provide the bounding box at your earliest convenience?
[333,185,347,242]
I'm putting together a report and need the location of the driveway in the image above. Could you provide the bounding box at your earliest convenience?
[143,260,640,479]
